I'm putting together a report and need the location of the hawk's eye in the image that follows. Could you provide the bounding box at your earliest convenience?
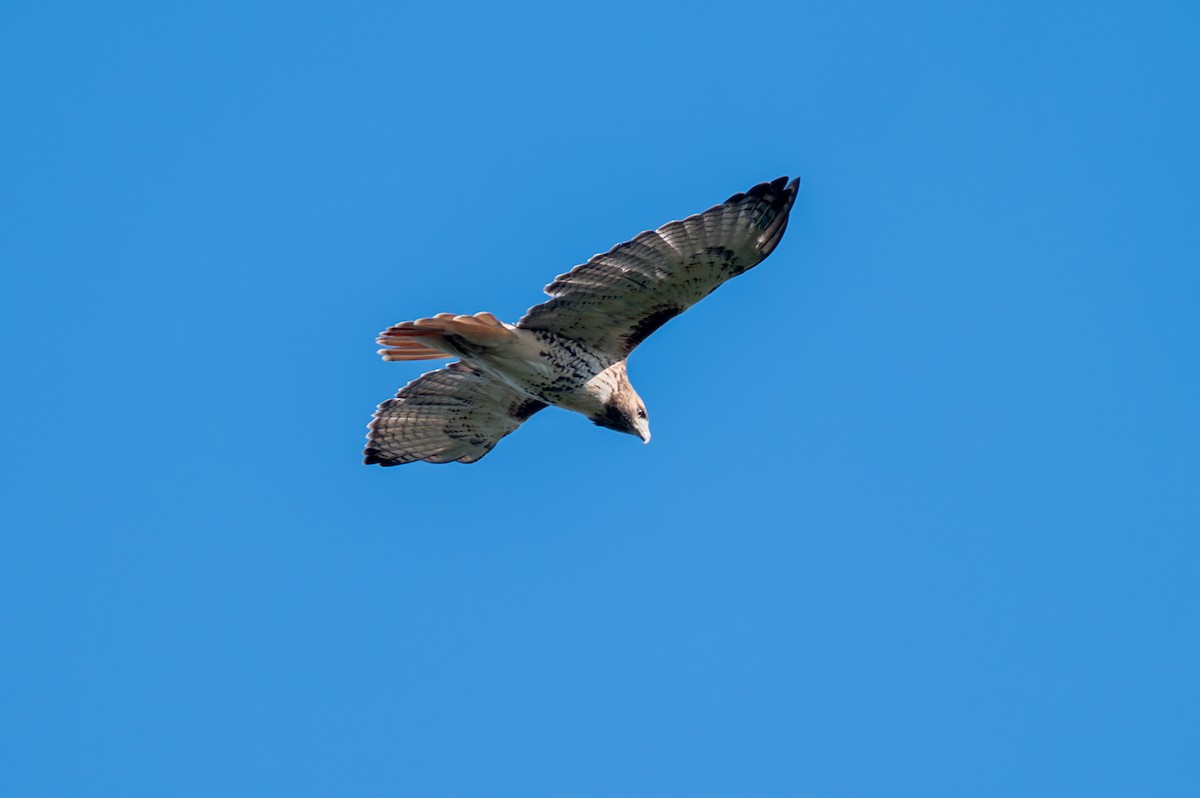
[637,407,647,419]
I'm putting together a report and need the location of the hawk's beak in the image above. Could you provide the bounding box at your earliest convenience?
[638,427,651,444]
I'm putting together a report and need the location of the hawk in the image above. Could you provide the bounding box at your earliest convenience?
[364,175,800,465]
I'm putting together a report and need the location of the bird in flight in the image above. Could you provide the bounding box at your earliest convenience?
[364,175,800,465]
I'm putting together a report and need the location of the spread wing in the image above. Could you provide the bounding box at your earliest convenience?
[518,176,799,361]
[364,362,546,465]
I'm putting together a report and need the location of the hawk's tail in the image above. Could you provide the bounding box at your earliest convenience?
[376,312,513,362]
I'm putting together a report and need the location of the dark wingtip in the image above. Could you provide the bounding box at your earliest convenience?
[363,448,403,467]
[753,175,800,258]
[728,175,798,205]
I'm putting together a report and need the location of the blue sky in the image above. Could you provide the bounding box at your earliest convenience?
[3,1,1198,795]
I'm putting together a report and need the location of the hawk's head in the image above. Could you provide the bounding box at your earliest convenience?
[592,396,651,443]
[588,365,651,443]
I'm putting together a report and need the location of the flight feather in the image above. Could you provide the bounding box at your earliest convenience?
[365,362,546,465]
[364,175,800,465]
[518,176,799,360]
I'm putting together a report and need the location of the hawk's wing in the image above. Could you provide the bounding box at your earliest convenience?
[518,176,799,361]
[364,362,546,465]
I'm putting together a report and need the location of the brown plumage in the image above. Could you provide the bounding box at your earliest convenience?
[365,176,800,465]
[376,313,512,361]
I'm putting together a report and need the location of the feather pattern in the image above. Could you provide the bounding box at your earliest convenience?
[365,362,546,465]
[364,175,799,465]
[518,176,799,360]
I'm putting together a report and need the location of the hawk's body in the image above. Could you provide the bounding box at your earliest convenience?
[365,176,800,465]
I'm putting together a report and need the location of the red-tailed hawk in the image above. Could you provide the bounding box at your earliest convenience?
[365,175,800,465]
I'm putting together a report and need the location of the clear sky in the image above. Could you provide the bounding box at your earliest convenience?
[3,1,1198,795]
